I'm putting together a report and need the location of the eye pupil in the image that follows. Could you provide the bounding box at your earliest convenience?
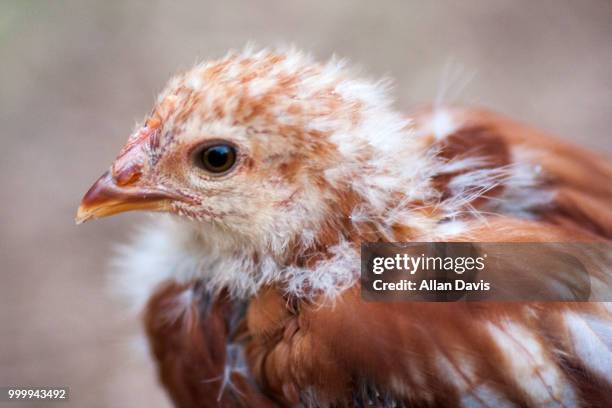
[206,146,229,168]
[199,144,237,173]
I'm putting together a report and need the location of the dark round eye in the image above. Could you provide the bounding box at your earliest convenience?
[198,144,237,174]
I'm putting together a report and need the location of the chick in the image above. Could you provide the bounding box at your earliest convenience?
[78,48,611,407]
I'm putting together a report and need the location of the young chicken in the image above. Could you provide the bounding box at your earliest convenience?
[77,48,611,407]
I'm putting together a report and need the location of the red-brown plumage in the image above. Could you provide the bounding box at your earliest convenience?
[145,282,278,407]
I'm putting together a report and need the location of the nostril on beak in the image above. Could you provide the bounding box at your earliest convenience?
[112,162,143,186]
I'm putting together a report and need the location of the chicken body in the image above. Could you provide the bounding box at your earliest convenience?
[77,49,612,407]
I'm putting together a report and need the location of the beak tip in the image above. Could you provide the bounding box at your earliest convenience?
[75,206,92,225]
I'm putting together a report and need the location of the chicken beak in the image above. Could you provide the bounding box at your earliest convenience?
[75,171,173,224]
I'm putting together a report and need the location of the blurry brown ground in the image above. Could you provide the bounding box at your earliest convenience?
[1,1,611,407]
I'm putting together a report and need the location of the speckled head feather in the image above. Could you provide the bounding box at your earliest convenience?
[133,47,436,244]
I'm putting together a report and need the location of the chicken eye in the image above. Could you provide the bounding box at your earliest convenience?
[198,144,237,174]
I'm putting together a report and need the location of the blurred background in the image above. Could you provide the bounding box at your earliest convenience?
[1,1,611,407]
